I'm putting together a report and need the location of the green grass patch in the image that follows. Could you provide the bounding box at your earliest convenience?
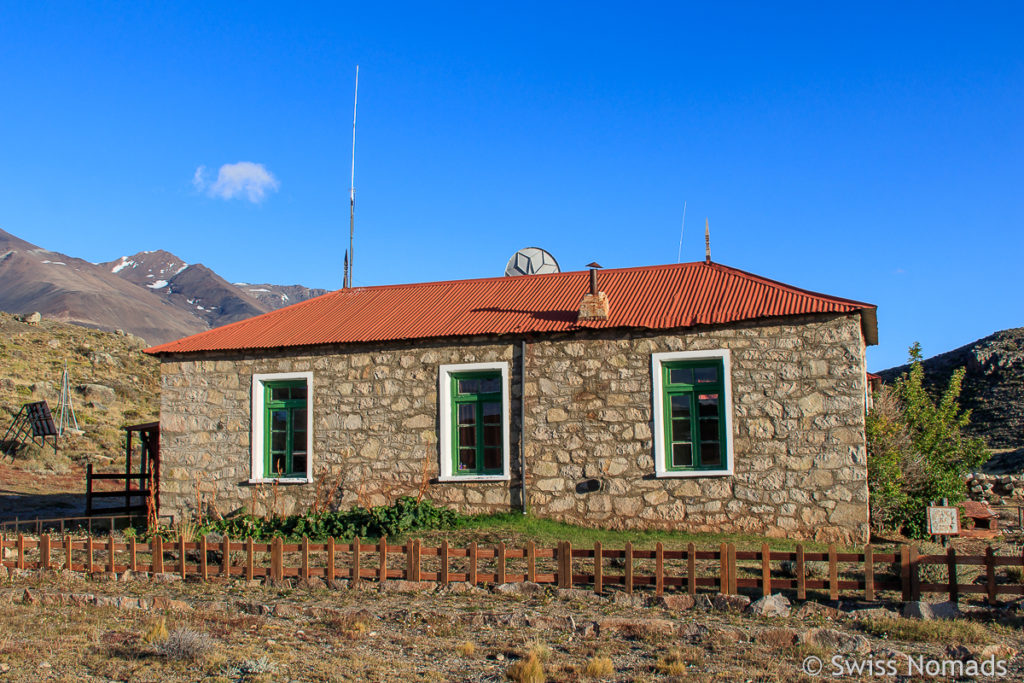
[858,615,993,644]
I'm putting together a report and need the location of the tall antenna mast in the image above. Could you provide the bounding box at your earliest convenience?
[347,65,359,288]
[704,218,711,264]
[676,200,687,263]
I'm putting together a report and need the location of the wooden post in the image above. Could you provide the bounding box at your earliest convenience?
[152,535,163,574]
[379,536,388,583]
[469,542,478,585]
[222,534,231,578]
[728,543,737,595]
[497,542,506,585]
[178,535,187,580]
[900,545,911,602]
[405,539,413,581]
[327,537,336,584]
[687,542,696,596]
[246,537,254,582]
[655,542,664,596]
[412,539,422,582]
[108,534,116,574]
[86,464,93,515]
[130,536,138,573]
[86,535,93,574]
[796,544,806,601]
[564,540,574,589]
[828,544,839,601]
[301,536,310,584]
[625,541,634,594]
[761,543,771,597]
[352,536,361,585]
[40,534,50,571]
[65,535,72,572]
[200,536,208,582]
[986,546,997,606]
[909,546,921,601]
[947,546,958,603]
[594,541,603,595]
[271,537,283,583]
[719,542,728,594]
[526,541,536,583]
[440,540,449,586]
[864,544,874,602]
[17,534,25,570]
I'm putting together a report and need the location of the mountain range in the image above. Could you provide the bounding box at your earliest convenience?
[0,228,327,345]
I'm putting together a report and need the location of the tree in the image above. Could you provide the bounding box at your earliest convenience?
[866,343,989,537]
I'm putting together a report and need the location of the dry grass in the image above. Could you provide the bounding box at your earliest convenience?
[857,615,991,644]
[655,646,702,675]
[506,654,545,683]
[456,641,476,657]
[582,656,614,679]
[141,616,169,644]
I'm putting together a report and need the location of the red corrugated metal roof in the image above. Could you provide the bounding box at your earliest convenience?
[145,261,876,355]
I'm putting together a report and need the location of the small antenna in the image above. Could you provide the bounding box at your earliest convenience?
[347,65,359,288]
[676,200,687,263]
[343,250,349,290]
[704,218,711,264]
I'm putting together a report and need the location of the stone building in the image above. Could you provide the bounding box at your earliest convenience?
[145,261,878,543]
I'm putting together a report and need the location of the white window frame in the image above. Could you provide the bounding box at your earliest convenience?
[438,362,511,482]
[651,349,734,478]
[250,371,314,484]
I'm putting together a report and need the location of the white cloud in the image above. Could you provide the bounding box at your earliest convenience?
[192,162,279,203]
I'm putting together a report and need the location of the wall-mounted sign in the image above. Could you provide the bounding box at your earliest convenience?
[927,506,961,536]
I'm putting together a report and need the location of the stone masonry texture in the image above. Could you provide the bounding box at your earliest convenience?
[157,312,870,543]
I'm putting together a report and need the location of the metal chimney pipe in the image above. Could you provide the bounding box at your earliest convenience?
[589,268,598,295]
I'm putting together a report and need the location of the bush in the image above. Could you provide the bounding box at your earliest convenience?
[157,627,215,661]
[867,344,989,537]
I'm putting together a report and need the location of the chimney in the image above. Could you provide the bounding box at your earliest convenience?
[578,262,609,321]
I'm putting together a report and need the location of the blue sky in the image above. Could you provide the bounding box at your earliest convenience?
[1,2,1021,370]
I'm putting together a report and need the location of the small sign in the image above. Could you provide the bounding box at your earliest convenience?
[927,506,960,536]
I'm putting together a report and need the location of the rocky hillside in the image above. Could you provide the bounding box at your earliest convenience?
[0,311,159,466]
[878,327,1024,450]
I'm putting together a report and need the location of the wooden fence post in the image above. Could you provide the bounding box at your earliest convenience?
[565,540,574,589]
[301,536,310,584]
[352,536,361,586]
[594,541,603,595]
[526,541,535,583]
[404,538,413,582]
[109,534,117,574]
[65,535,73,572]
[130,536,138,573]
[221,534,231,578]
[655,542,664,596]
[625,541,634,594]
[796,544,806,601]
[440,540,449,586]
[245,537,254,582]
[828,544,838,601]
[986,546,997,606]
[719,542,728,595]
[178,535,187,580]
[497,542,506,585]
[412,539,422,582]
[199,536,208,581]
[761,542,771,597]
[864,544,874,602]
[86,535,93,574]
[947,546,958,603]
[40,534,50,571]
[728,543,737,595]
[152,535,163,574]
[17,534,25,570]
[469,542,478,586]
[900,546,911,602]
[271,537,283,584]
[909,546,920,602]
[687,542,696,596]
[327,537,336,585]
[379,536,388,583]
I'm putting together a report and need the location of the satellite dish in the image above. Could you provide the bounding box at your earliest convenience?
[504,247,561,277]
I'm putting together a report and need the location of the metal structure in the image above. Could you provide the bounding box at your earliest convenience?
[56,360,79,436]
[1,401,58,456]
[504,247,561,277]
[86,422,160,517]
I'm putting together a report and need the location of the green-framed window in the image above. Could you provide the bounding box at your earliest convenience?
[450,371,503,476]
[263,380,308,478]
[661,359,726,471]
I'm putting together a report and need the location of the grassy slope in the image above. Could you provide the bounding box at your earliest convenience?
[0,311,159,469]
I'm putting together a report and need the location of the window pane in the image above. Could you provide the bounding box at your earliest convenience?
[291,386,307,400]
[271,386,289,401]
[458,448,476,471]
[457,404,476,425]
[701,443,721,467]
[459,425,476,448]
[483,447,501,471]
[457,379,480,395]
[293,409,307,427]
[670,395,690,420]
[482,402,500,422]
[669,368,693,385]
[292,429,307,453]
[271,409,287,431]
[698,394,719,418]
[291,453,307,474]
[672,443,692,468]
[272,453,286,475]
[672,418,691,443]
[699,419,719,442]
[695,366,718,383]
[271,432,287,452]
[483,425,501,448]
[479,377,501,393]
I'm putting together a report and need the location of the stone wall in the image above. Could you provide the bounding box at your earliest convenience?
[157,312,870,543]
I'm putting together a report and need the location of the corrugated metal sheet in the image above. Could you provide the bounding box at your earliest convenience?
[145,261,875,355]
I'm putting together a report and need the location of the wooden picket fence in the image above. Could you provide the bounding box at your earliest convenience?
[3,533,1024,604]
